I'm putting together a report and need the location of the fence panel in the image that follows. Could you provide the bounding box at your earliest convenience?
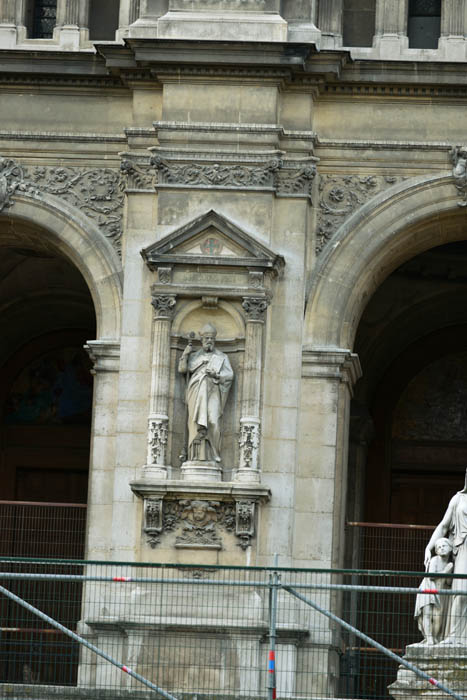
[0,559,464,700]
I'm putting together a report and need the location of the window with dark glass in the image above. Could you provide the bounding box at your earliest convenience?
[408,0,441,48]
[28,0,57,39]
[343,0,376,48]
[89,0,120,40]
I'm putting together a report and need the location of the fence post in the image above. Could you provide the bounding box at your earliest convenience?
[268,553,279,700]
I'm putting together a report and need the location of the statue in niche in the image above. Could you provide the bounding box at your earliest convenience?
[178,323,233,464]
[414,538,453,645]
[423,470,467,644]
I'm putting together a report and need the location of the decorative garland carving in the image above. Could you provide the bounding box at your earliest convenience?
[143,497,254,550]
[451,145,467,206]
[317,174,406,253]
[0,156,124,254]
[153,156,282,189]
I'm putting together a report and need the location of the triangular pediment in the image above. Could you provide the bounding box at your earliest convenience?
[141,210,284,274]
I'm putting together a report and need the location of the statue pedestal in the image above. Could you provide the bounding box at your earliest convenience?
[181,460,222,482]
[389,643,467,700]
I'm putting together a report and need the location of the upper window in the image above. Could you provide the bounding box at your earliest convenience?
[27,0,57,39]
[408,0,441,49]
[343,0,376,48]
[89,0,120,41]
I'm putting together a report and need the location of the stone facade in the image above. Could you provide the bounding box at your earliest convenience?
[2,0,467,696]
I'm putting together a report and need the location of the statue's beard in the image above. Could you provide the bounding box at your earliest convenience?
[203,344,213,352]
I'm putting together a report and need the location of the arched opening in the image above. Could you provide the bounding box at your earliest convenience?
[0,221,96,559]
[349,241,467,569]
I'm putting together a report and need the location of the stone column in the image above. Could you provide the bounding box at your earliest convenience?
[55,0,88,48]
[0,0,16,47]
[317,0,343,48]
[117,0,141,38]
[235,297,269,484]
[374,0,409,55]
[128,0,168,38]
[143,291,177,480]
[84,340,121,559]
[295,349,361,570]
[439,0,466,59]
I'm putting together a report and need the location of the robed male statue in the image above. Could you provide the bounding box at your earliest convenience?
[178,323,233,464]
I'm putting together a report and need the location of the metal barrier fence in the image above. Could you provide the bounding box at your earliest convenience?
[1,558,466,700]
[0,501,87,559]
[346,522,435,572]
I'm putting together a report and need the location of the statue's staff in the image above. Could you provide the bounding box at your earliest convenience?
[179,331,195,463]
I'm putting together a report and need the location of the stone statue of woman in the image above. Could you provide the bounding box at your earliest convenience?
[424,470,467,643]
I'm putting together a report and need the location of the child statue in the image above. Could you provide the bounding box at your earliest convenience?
[414,537,453,645]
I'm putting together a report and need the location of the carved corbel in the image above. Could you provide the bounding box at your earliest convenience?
[143,497,164,548]
[235,500,256,550]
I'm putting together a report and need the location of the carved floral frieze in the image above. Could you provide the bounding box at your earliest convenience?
[0,156,124,254]
[143,497,256,550]
[317,174,406,253]
[153,156,282,190]
[150,154,317,200]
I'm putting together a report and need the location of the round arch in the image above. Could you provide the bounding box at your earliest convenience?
[0,192,123,339]
[305,173,467,350]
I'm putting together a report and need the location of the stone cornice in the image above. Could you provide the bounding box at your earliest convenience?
[302,348,362,390]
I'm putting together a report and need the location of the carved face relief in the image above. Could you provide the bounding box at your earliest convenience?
[201,334,215,352]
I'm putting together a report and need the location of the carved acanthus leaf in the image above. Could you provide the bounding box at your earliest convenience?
[151,293,177,319]
[120,159,157,191]
[242,297,269,322]
[317,174,406,254]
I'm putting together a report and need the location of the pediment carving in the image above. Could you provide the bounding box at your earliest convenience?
[141,209,284,277]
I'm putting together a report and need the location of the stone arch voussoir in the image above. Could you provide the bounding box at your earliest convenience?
[305,173,464,351]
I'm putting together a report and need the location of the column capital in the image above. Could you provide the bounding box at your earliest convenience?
[301,347,362,389]
[150,290,177,319]
[242,296,270,323]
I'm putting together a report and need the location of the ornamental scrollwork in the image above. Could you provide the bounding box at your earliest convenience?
[317,174,406,253]
[0,156,124,254]
[153,156,282,189]
[275,163,317,200]
[451,145,467,206]
[143,498,255,549]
